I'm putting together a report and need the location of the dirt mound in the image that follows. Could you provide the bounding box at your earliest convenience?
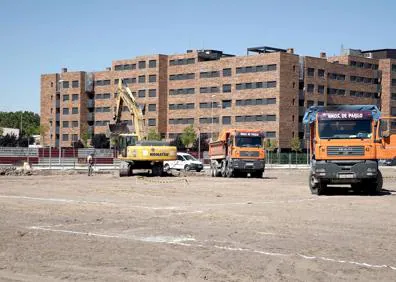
[0,167,33,176]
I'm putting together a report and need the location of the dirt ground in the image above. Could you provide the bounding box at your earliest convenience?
[1,168,396,281]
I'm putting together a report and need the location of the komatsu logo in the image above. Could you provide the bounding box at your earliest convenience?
[150,152,169,156]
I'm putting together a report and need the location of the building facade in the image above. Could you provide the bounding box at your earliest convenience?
[40,47,396,150]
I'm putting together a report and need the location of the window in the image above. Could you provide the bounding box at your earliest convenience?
[72,107,78,114]
[267,81,277,88]
[318,85,325,94]
[169,88,195,95]
[63,95,69,101]
[307,84,314,93]
[318,69,325,77]
[307,68,315,76]
[62,121,69,128]
[236,64,277,74]
[103,107,110,112]
[148,75,156,83]
[138,90,146,97]
[318,101,325,106]
[199,117,219,124]
[72,80,79,88]
[169,73,195,80]
[307,100,314,107]
[72,121,78,128]
[392,93,396,101]
[72,94,79,101]
[223,84,231,93]
[392,107,396,116]
[235,81,276,91]
[63,108,69,115]
[392,79,396,86]
[148,119,156,126]
[149,60,157,68]
[96,107,103,113]
[223,68,231,77]
[200,71,220,78]
[222,116,231,124]
[62,134,69,141]
[200,87,219,93]
[267,98,276,104]
[148,104,156,112]
[169,58,195,66]
[267,115,276,121]
[148,89,156,97]
[222,100,232,109]
[138,75,146,83]
[103,93,111,99]
[62,81,69,88]
[138,61,146,69]
[266,131,276,138]
[72,134,78,141]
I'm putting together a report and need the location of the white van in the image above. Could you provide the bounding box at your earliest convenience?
[164,152,203,172]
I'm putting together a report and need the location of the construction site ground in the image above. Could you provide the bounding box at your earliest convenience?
[1,168,396,281]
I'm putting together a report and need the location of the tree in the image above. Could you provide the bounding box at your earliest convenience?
[0,134,18,147]
[147,128,162,141]
[170,135,185,150]
[91,134,110,148]
[0,111,40,136]
[264,139,278,164]
[72,140,85,148]
[192,133,209,152]
[81,131,89,147]
[290,136,302,164]
[39,124,48,146]
[180,125,196,148]
[0,127,3,136]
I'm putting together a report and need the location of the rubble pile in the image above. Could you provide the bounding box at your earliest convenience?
[0,167,33,176]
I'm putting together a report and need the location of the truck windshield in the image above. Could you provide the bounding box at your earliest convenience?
[236,137,263,147]
[318,120,372,139]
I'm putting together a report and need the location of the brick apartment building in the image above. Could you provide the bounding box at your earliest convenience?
[40,46,396,150]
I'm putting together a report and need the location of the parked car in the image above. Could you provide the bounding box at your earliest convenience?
[164,152,204,172]
[384,158,396,166]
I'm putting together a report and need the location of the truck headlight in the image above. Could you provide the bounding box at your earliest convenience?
[316,168,325,173]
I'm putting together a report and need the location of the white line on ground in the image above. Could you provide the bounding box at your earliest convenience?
[0,194,323,211]
[28,225,396,272]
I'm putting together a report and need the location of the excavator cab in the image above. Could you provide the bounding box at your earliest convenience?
[117,133,138,158]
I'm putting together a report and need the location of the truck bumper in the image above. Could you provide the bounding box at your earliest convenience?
[312,160,378,183]
[231,159,265,172]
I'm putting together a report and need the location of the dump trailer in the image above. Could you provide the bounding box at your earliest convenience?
[303,105,396,195]
[209,129,265,178]
[108,80,176,177]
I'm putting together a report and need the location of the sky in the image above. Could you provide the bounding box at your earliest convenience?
[0,0,395,114]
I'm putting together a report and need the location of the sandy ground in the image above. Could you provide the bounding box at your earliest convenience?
[1,168,396,281]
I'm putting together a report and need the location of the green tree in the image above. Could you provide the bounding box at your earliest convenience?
[264,139,278,164]
[0,127,3,136]
[81,131,89,147]
[170,135,185,150]
[39,124,48,146]
[290,136,302,164]
[147,128,162,140]
[91,134,110,148]
[0,111,40,136]
[180,125,196,148]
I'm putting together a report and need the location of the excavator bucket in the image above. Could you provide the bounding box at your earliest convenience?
[107,122,130,137]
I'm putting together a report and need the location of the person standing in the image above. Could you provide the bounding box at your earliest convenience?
[87,154,94,176]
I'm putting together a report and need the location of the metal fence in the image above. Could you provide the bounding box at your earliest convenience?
[266,152,309,165]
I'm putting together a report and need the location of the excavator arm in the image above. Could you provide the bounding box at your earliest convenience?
[110,80,145,140]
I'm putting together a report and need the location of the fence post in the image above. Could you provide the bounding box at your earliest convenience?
[62,149,64,170]
[289,153,291,168]
[49,146,52,170]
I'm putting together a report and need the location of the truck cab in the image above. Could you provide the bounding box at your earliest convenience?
[209,129,265,178]
[303,105,396,195]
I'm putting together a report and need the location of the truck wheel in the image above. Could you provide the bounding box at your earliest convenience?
[152,163,163,177]
[119,168,129,177]
[252,171,263,178]
[221,161,227,177]
[367,170,383,195]
[309,171,326,195]
[226,165,233,178]
[184,164,191,172]
[163,164,170,172]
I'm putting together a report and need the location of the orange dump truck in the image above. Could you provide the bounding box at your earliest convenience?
[303,105,396,195]
[209,129,265,178]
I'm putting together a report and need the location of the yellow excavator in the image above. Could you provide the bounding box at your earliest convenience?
[108,80,176,177]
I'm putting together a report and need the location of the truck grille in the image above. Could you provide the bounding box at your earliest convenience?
[240,151,259,157]
[327,146,365,156]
